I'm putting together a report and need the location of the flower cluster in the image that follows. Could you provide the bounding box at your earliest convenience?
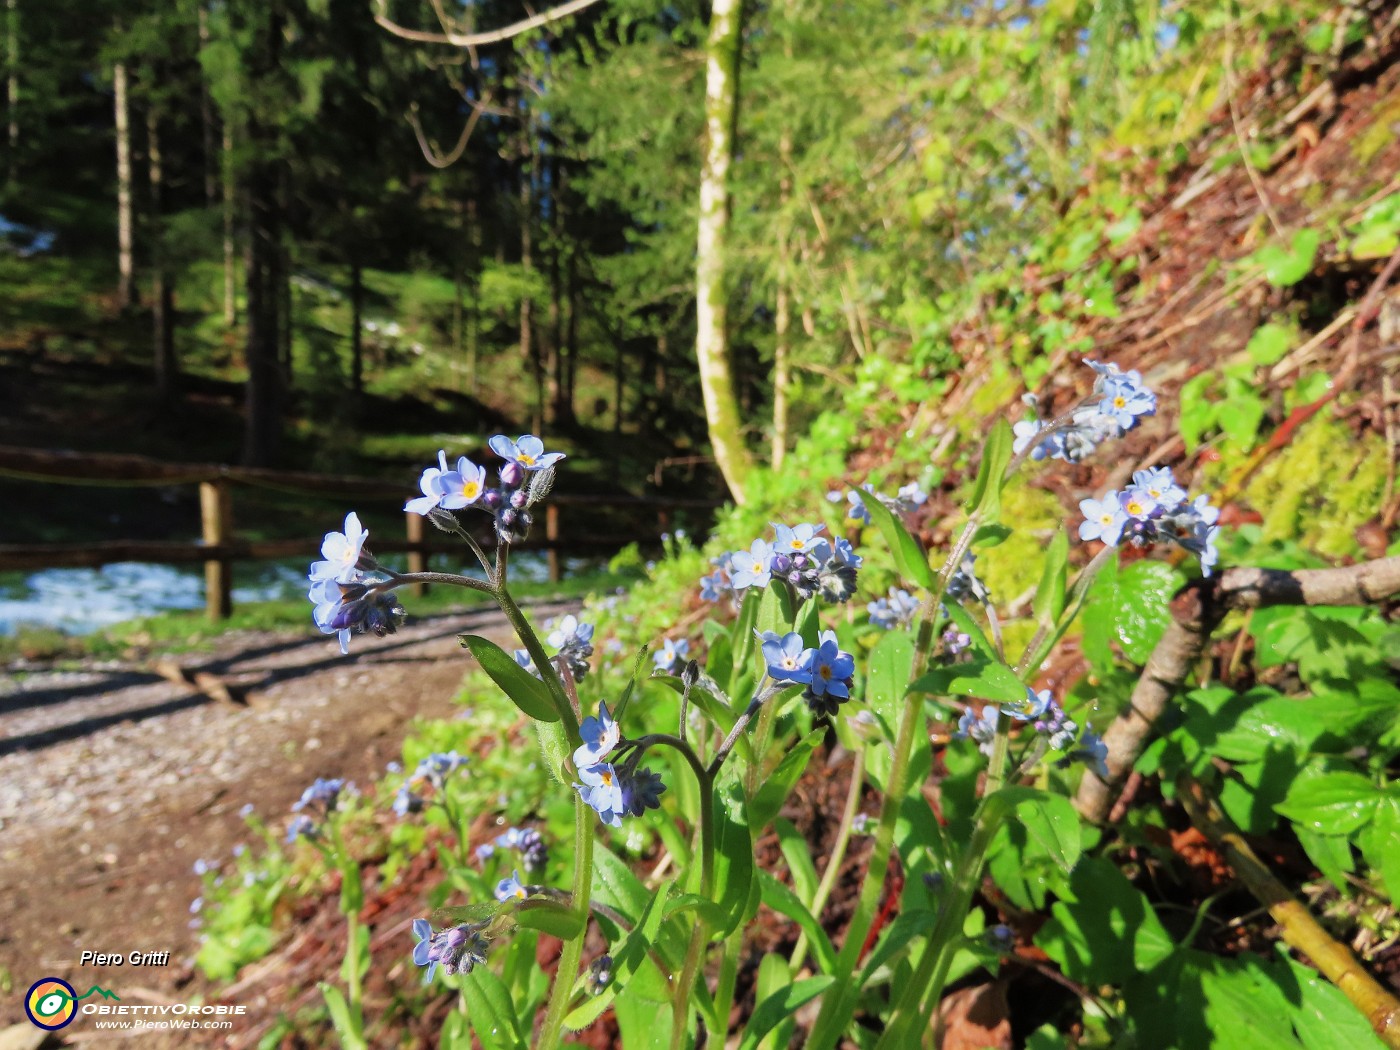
[954,688,1109,777]
[698,559,738,605]
[1079,465,1220,575]
[404,434,565,545]
[392,751,468,817]
[722,524,863,604]
[1013,359,1157,463]
[479,825,549,872]
[868,586,920,630]
[412,918,490,982]
[307,513,406,655]
[286,777,349,843]
[514,614,596,683]
[760,630,857,717]
[571,703,667,827]
[944,553,990,605]
[832,481,928,525]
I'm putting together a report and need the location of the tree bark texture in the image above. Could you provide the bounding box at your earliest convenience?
[693,0,753,504]
[114,59,134,311]
[148,107,176,395]
[240,4,284,467]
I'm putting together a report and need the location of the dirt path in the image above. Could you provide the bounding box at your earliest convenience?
[0,600,576,1039]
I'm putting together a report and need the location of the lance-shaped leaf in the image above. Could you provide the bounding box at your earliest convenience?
[862,491,935,589]
[968,417,1013,521]
[908,657,1027,705]
[460,634,560,723]
[564,880,674,1030]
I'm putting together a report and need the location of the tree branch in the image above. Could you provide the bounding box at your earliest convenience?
[1075,555,1400,823]
[373,0,607,48]
[405,92,495,169]
[1178,775,1400,1048]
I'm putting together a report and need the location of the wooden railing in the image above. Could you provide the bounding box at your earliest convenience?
[0,445,720,620]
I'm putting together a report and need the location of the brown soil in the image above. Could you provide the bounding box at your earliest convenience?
[0,600,576,1046]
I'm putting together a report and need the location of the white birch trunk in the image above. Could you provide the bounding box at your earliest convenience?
[694,0,753,504]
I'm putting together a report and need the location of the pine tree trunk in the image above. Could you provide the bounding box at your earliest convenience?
[113,59,134,311]
[467,198,481,398]
[5,0,18,184]
[148,108,177,396]
[694,0,752,504]
[518,98,541,432]
[197,7,217,205]
[241,6,284,467]
[222,123,237,326]
[350,259,364,395]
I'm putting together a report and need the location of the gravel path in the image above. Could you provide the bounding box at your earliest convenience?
[0,600,576,1036]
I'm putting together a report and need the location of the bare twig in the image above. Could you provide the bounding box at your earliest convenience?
[405,92,496,169]
[373,0,606,48]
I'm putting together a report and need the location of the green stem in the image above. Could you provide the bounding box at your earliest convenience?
[536,796,595,1050]
[875,715,1014,1050]
[805,509,987,1050]
[492,581,581,740]
[671,778,717,1050]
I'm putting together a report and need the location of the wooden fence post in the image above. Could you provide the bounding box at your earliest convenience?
[405,511,427,596]
[200,479,233,621]
[546,504,561,583]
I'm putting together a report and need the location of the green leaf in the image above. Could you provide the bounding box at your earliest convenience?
[775,819,820,903]
[1082,558,1179,670]
[1245,323,1295,367]
[866,628,916,734]
[968,418,1014,521]
[753,955,796,1050]
[1036,858,1175,986]
[756,578,798,640]
[461,634,560,723]
[758,872,837,973]
[1256,228,1320,287]
[1032,528,1069,628]
[564,880,673,1030]
[941,600,996,659]
[972,522,1013,548]
[339,922,370,986]
[999,787,1082,873]
[1286,957,1390,1050]
[711,781,758,938]
[862,491,935,589]
[1350,227,1399,260]
[1276,772,1384,834]
[1293,825,1355,892]
[1359,800,1400,901]
[737,977,835,1050]
[857,909,937,988]
[514,898,585,940]
[318,983,367,1050]
[750,729,824,831]
[908,658,1027,705]
[463,967,525,1050]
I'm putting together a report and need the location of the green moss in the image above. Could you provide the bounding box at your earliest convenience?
[976,479,1065,610]
[1243,416,1389,558]
[1353,95,1400,166]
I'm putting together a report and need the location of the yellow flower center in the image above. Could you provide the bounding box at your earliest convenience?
[819,666,833,680]
[519,453,536,466]
[462,480,480,499]
[1114,395,1127,409]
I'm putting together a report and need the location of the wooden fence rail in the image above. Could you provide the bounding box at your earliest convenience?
[0,444,720,620]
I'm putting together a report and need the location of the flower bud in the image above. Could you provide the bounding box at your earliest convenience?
[500,462,525,489]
